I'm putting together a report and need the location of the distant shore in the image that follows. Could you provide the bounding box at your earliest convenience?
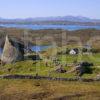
[0,27,100,48]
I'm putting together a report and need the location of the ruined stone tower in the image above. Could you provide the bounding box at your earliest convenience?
[1,35,24,64]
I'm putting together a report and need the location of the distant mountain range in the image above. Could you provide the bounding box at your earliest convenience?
[0,16,100,25]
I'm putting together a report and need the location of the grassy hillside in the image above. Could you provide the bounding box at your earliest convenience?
[0,28,99,78]
[0,28,100,100]
[0,79,100,100]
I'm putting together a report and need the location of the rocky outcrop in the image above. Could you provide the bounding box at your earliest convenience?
[1,35,24,64]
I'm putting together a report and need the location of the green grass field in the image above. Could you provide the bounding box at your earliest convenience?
[58,53,100,65]
[0,53,100,79]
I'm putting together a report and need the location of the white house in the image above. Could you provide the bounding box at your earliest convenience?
[69,49,76,55]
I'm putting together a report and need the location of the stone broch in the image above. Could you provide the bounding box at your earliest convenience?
[1,35,24,64]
